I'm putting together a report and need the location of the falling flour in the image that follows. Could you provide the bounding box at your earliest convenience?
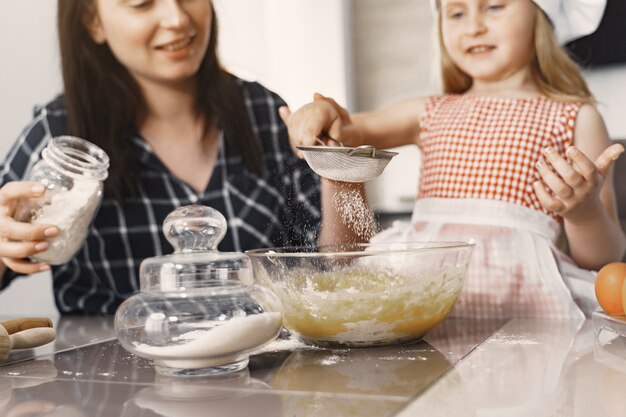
[332,188,378,240]
[133,312,282,369]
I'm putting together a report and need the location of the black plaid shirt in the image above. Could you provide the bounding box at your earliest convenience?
[0,80,321,314]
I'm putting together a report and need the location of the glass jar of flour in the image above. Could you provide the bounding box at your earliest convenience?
[115,205,283,377]
[15,135,109,264]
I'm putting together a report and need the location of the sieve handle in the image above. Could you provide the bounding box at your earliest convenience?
[348,145,376,158]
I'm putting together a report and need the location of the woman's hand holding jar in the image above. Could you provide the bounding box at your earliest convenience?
[0,181,58,275]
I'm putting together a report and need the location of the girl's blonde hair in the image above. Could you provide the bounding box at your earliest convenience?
[438,5,594,103]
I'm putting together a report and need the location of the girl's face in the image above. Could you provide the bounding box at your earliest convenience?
[88,0,212,87]
[440,0,537,84]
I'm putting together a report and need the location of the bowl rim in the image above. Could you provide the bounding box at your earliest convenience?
[245,240,475,258]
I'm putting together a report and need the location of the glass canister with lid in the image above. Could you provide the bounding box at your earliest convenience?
[115,205,283,377]
[14,135,110,264]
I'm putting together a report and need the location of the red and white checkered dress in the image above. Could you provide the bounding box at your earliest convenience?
[373,94,596,320]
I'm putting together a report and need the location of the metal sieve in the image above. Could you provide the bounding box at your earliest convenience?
[297,138,398,183]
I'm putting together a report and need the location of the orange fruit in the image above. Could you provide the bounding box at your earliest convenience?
[623,275,626,317]
[595,262,626,316]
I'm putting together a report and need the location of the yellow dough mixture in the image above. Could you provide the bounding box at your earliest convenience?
[268,266,465,346]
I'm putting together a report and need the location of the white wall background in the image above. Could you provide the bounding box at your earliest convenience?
[0,1,60,316]
[1,0,625,315]
[214,0,354,114]
[0,2,62,157]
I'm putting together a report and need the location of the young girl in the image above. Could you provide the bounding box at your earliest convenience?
[0,0,364,314]
[280,0,626,319]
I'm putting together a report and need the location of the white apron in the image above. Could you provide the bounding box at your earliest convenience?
[372,198,596,319]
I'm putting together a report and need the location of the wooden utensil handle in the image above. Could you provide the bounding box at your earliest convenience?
[10,328,56,350]
[0,318,53,335]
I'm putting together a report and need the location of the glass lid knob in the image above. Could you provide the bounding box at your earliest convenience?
[162,205,227,253]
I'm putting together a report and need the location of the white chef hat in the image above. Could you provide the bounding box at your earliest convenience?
[430,0,607,44]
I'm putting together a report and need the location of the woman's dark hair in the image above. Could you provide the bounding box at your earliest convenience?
[57,0,263,201]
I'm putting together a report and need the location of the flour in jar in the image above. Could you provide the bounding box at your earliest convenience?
[31,178,102,264]
[133,312,282,369]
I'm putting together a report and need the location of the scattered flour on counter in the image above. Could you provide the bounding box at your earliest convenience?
[133,312,282,368]
[255,332,318,353]
[483,333,540,346]
[32,179,101,264]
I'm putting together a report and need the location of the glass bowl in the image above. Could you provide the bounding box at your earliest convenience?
[247,241,474,348]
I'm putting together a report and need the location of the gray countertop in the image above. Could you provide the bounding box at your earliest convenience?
[0,313,625,417]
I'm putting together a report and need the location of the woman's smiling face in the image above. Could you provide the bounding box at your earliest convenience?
[87,0,212,87]
[440,0,537,84]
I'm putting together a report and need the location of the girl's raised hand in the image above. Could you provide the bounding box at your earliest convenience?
[0,181,58,274]
[533,143,625,221]
[278,93,352,158]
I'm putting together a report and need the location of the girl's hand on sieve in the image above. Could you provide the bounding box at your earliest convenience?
[533,143,624,221]
[0,181,57,274]
[279,93,354,158]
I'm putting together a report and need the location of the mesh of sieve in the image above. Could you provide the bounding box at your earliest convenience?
[297,141,398,183]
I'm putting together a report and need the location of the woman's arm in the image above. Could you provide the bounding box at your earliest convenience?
[0,182,56,276]
[0,100,65,285]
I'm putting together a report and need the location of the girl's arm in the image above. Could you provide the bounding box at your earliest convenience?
[534,104,626,270]
[279,103,383,246]
[279,94,426,247]
[351,97,426,149]
[280,94,426,151]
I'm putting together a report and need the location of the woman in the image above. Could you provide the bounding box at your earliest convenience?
[0,0,364,314]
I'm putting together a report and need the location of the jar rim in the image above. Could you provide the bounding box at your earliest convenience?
[43,136,110,181]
